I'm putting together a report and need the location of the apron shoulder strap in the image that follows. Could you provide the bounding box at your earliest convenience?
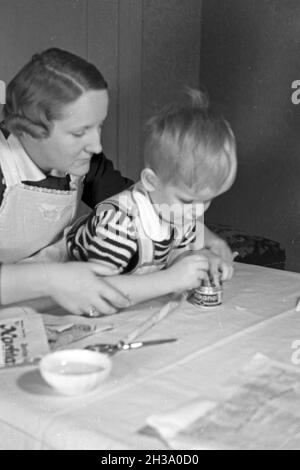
[0,130,20,187]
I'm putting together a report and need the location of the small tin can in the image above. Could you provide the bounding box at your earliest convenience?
[188,280,223,307]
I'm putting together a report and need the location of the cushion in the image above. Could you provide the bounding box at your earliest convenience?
[207,224,286,270]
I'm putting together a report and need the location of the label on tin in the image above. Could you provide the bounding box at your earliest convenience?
[188,287,223,307]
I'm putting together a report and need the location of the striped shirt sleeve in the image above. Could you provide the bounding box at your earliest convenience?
[66,204,138,272]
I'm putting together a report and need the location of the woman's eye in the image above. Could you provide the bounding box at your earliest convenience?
[181,200,194,205]
[72,131,85,138]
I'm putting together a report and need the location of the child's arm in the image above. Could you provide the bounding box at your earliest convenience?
[66,203,139,272]
[103,252,210,306]
[203,225,233,263]
[185,214,233,263]
[191,221,234,281]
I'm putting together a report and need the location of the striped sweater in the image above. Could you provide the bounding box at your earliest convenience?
[67,186,197,273]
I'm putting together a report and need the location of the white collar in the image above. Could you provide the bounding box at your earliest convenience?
[6,134,78,185]
[6,133,46,182]
[132,183,171,242]
[132,182,196,242]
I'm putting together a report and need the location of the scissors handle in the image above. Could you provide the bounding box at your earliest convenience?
[85,343,117,354]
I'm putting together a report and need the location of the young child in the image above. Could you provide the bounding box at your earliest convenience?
[66,89,237,308]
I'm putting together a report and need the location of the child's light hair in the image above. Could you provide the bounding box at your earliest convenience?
[144,88,237,195]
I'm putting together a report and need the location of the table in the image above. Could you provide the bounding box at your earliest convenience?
[0,263,300,449]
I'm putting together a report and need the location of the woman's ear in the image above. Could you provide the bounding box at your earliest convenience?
[141,168,159,192]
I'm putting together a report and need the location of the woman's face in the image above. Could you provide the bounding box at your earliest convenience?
[30,89,109,176]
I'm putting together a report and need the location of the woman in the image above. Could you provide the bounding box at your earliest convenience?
[0,48,233,316]
[0,48,133,316]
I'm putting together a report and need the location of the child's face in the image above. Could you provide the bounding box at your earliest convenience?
[150,180,216,227]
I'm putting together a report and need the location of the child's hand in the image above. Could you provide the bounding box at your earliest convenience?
[167,252,210,291]
[200,248,234,285]
[205,236,233,264]
[204,226,233,264]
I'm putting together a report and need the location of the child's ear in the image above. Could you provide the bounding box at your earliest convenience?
[141,168,159,192]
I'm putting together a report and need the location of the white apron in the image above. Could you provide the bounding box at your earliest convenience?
[0,131,83,263]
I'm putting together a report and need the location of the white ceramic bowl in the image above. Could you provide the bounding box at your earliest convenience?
[39,349,112,396]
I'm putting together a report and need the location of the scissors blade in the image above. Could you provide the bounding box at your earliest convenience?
[85,338,177,354]
[121,338,177,350]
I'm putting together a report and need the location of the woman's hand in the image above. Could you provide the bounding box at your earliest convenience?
[45,262,130,316]
[167,252,210,291]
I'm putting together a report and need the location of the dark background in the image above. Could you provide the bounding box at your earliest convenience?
[201,0,300,271]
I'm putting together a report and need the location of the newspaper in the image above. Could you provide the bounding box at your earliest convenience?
[144,354,300,450]
[0,307,50,367]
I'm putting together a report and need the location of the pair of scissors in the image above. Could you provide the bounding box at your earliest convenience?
[86,296,183,356]
[85,338,177,356]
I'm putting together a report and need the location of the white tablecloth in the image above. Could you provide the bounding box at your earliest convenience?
[0,263,299,449]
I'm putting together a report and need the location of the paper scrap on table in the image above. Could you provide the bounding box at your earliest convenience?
[0,307,50,368]
[142,354,300,450]
[46,323,113,350]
